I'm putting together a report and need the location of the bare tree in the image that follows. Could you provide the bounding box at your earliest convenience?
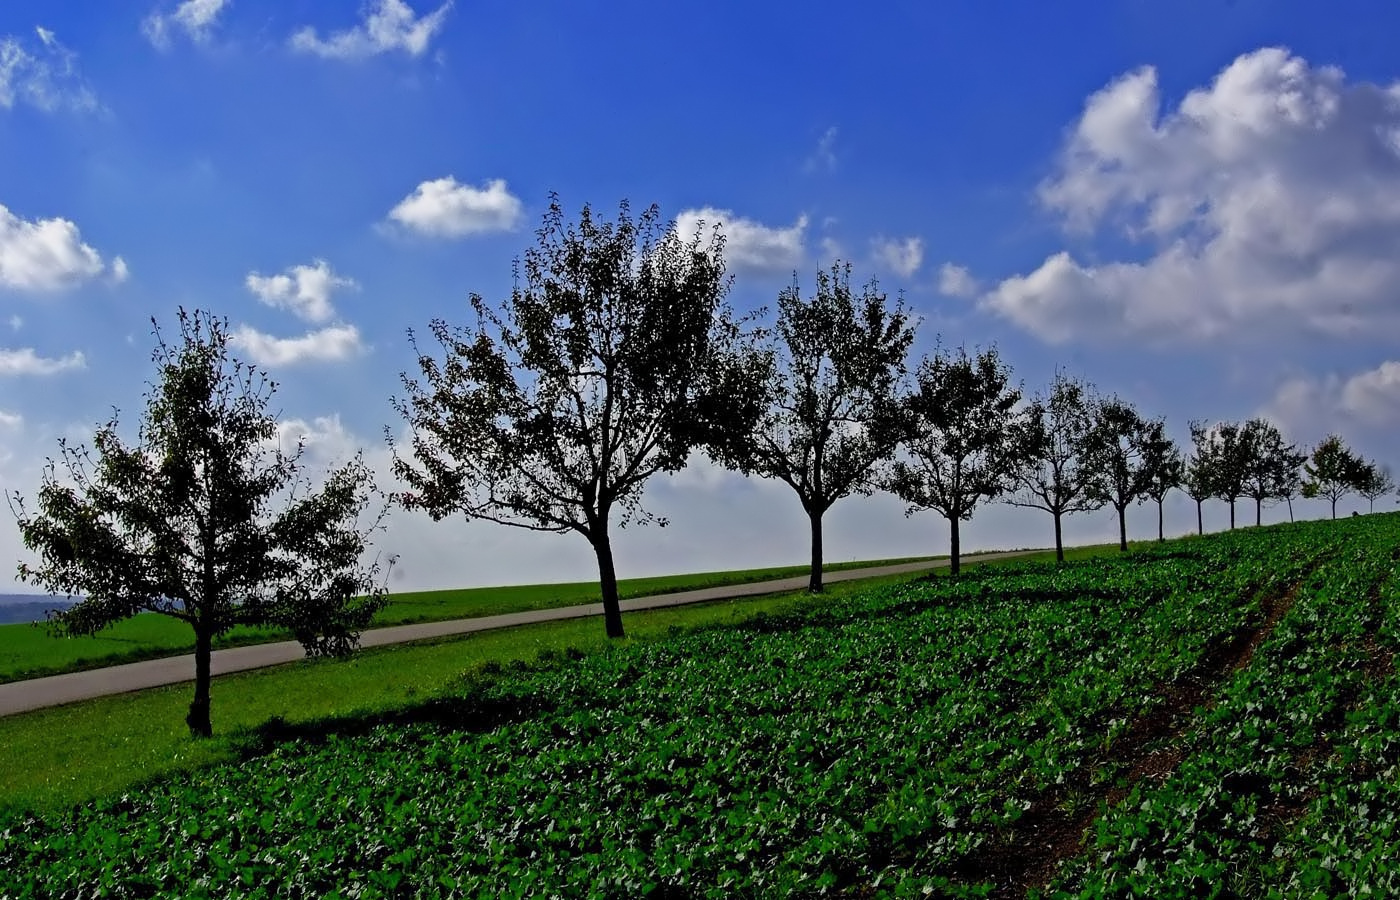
[883,345,1021,575]
[11,310,390,737]
[718,262,915,592]
[1006,372,1108,563]
[391,198,767,638]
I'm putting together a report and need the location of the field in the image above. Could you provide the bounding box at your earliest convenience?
[0,554,949,684]
[2,518,1398,897]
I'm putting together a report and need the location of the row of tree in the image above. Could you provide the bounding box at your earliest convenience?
[10,197,1393,735]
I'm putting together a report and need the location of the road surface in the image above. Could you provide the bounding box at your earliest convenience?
[0,550,1037,717]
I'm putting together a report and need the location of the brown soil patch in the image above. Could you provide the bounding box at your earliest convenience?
[934,579,1300,899]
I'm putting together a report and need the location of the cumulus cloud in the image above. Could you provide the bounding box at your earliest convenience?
[872,236,924,278]
[0,27,97,113]
[0,347,85,375]
[804,126,838,173]
[246,259,356,324]
[937,262,981,299]
[982,47,1400,345]
[269,414,363,464]
[229,323,364,366]
[1262,361,1400,444]
[386,177,523,238]
[290,0,451,60]
[142,0,231,50]
[0,205,123,291]
[674,207,808,273]
[0,410,21,429]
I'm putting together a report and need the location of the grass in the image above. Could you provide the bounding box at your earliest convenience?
[0,553,947,684]
[0,544,1118,816]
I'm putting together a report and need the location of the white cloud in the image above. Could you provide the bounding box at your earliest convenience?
[0,27,97,113]
[290,0,452,60]
[674,207,808,273]
[1264,360,1400,439]
[7,315,19,331]
[229,323,365,366]
[269,414,362,465]
[983,47,1400,345]
[0,205,123,291]
[937,262,981,299]
[142,0,231,50]
[872,236,924,278]
[110,256,129,283]
[386,177,523,238]
[0,347,85,375]
[0,410,22,428]
[245,259,356,323]
[804,126,838,173]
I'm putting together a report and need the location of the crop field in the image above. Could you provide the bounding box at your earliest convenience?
[2,516,1398,897]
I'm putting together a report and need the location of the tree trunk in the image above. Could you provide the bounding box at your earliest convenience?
[1157,498,1164,542]
[1255,497,1262,527]
[1116,502,1128,552]
[1053,510,1064,563]
[949,516,961,576]
[1229,499,1236,530]
[1331,497,1337,520]
[808,508,824,593]
[1287,496,1294,522]
[592,532,625,639]
[1196,498,1203,535]
[186,624,213,738]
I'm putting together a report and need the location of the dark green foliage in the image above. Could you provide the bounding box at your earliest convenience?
[1139,424,1183,541]
[9,309,388,736]
[716,262,915,592]
[7,512,1397,897]
[1355,460,1394,513]
[1240,418,1307,527]
[884,345,1021,574]
[1301,433,1368,519]
[1087,397,1161,551]
[1006,371,1108,562]
[391,197,767,637]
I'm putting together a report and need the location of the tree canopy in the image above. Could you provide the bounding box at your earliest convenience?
[391,197,767,637]
[10,309,389,736]
[884,345,1021,574]
[1006,372,1107,563]
[714,262,915,592]
[1302,434,1369,519]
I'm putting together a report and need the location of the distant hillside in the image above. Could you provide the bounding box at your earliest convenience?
[0,594,76,625]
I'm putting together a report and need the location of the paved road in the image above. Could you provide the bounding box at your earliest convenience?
[0,550,1036,717]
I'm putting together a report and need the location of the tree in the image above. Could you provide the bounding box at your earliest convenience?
[1198,421,1252,529]
[1240,418,1306,527]
[1006,372,1108,563]
[1301,434,1367,519]
[391,198,766,639]
[717,262,915,592]
[1138,422,1182,542]
[1088,398,1160,552]
[1183,421,1216,536]
[1356,461,1395,513]
[883,345,1021,575]
[10,310,389,737]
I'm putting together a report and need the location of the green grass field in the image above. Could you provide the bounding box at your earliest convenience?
[0,552,965,684]
[0,546,1110,815]
[4,519,1394,897]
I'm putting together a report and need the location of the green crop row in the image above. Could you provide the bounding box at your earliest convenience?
[1,517,1394,899]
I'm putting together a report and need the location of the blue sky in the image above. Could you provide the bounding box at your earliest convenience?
[3,0,1400,593]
